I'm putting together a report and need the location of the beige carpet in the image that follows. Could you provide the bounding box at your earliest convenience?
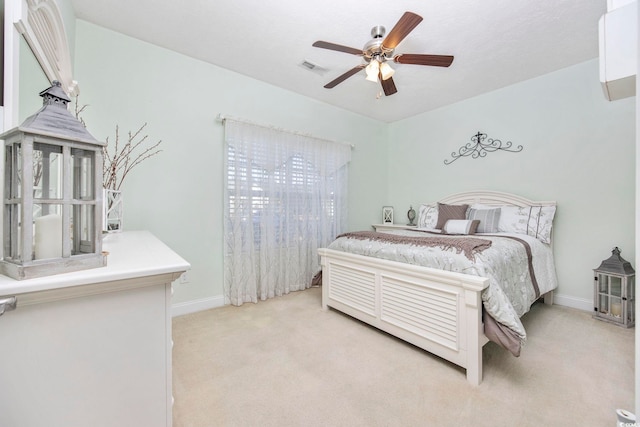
[172,287,634,427]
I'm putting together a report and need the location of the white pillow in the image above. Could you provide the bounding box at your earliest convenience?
[498,205,556,244]
[417,204,438,229]
[443,219,480,235]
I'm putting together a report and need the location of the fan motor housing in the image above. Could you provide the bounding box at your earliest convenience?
[364,26,394,62]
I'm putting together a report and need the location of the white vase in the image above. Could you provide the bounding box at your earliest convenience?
[103,189,123,232]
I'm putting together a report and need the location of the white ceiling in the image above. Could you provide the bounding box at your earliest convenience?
[70,0,608,123]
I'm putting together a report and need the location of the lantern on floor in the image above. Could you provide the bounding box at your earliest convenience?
[593,247,635,327]
[0,81,106,280]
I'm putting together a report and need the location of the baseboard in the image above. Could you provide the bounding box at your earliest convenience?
[552,293,593,312]
[172,295,225,317]
[171,292,593,316]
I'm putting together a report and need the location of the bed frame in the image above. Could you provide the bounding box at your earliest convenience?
[318,190,556,385]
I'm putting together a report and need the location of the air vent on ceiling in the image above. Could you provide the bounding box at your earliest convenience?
[299,60,328,76]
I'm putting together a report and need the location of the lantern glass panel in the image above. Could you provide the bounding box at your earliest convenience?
[33,204,63,260]
[597,273,608,293]
[610,276,622,297]
[33,143,63,200]
[71,148,94,200]
[5,143,22,199]
[4,203,21,260]
[72,204,94,255]
[610,296,623,317]
[599,293,609,314]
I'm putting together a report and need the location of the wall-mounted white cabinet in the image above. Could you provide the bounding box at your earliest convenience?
[599,1,637,101]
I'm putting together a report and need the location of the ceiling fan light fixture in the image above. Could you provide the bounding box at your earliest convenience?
[365,72,378,83]
[365,59,380,82]
[379,62,395,80]
[312,11,454,96]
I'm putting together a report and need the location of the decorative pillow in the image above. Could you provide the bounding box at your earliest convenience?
[443,219,480,235]
[436,203,469,229]
[417,204,438,229]
[467,208,501,233]
[498,205,556,244]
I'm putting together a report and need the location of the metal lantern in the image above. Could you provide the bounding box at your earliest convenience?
[0,81,106,280]
[593,247,635,328]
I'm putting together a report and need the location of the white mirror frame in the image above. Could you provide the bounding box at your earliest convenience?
[4,0,77,128]
[16,0,77,96]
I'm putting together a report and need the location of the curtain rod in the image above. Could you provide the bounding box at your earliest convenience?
[216,113,355,149]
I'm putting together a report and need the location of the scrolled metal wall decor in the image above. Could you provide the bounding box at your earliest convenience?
[444,132,523,165]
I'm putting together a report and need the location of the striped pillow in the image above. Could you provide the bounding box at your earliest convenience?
[467,208,501,233]
[436,203,469,229]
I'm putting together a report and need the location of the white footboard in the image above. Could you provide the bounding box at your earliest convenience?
[318,248,490,385]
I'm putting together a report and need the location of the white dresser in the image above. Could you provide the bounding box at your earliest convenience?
[0,231,190,427]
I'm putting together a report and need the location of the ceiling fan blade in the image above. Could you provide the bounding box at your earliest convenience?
[393,54,454,67]
[324,65,366,88]
[380,74,397,96]
[312,41,363,56]
[381,11,423,51]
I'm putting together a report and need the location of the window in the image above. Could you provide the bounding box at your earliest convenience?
[223,119,350,305]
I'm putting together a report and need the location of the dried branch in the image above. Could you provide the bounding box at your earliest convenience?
[74,97,163,191]
[74,99,88,128]
[103,122,163,191]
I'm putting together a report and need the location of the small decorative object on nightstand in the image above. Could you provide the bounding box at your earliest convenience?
[407,205,416,226]
[593,247,635,328]
[382,206,394,224]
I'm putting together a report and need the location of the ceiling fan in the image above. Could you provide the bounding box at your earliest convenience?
[312,11,454,96]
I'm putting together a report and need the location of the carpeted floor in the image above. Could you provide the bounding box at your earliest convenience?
[172,286,634,427]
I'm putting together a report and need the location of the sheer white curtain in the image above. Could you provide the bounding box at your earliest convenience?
[223,119,351,306]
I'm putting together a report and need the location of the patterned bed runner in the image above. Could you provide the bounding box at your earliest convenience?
[493,234,540,298]
[336,230,492,261]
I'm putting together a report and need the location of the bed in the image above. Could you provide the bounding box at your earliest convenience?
[318,190,557,385]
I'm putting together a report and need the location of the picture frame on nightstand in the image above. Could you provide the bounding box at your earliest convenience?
[382,206,394,224]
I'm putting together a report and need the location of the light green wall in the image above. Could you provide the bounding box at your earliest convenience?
[55,0,76,63]
[387,59,636,306]
[73,20,635,309]
[73,20,388,305]
[18,37,48,121]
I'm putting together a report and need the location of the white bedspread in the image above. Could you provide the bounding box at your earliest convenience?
[327,229,558,343]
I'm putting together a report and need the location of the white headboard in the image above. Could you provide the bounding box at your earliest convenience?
[427,190,557,246]
[435,190,556,208]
